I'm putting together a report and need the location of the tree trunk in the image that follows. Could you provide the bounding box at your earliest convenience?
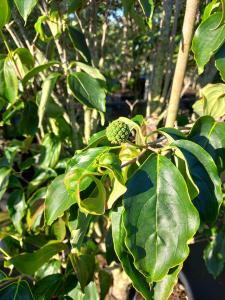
[165,0,199,127]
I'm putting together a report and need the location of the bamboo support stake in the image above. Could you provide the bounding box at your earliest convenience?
[165,0,199,127]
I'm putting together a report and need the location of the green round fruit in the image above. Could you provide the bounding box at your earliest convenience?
[106,120,130,144]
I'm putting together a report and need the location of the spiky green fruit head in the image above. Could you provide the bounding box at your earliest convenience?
[106,120,130,144]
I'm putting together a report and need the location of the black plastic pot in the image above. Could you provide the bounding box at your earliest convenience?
[182,243,225,300]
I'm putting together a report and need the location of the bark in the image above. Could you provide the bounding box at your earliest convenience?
[165,0,199,127]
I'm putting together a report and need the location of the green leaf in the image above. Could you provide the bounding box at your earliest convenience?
[86,130,108,149]
[153,265,182,300]
[35,259,61,279]
[68,208,92,248]
[70,253,95,291]
[0,280,34,300]
[172,140,223,224]
[67,147,110,171]
[14,0,38,23]
[204,231,225,279]
[215,43,225,81]
[28,168,57,195]
[68,72,106,112]
[202,0,220,21]
[189,116,225,172]
[195,84,225,119]
[192,12,225,74]
[0,0,9,29]
[51,218,66,241]
[22,61,60,86]
[10,241,67,275]
[19,101,38,136]
[121,0,134,16]
[123,154,199,282]
[45,174,75,226]
[76,174,106,215]
[68,282,99,300]
[97,158,127,209]
[13,48,34,78]
[0,166,10,200]
[158,127,186,142]
[111,207,152,299]
[33,274,63,300]
[73,61,106,81]
[4,58,18,103]
[34,15,51,42]
[39,134,61,169]
[137,0,154,27]
[99,270,113,300]
[68,0,88,13]
[68,27,91,64]
[7,190,26,234]
[27,187,46,231]
[38,73,60,127]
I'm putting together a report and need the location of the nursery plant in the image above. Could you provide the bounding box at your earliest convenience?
[1,0,225,300]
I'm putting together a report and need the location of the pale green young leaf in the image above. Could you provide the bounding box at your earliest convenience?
[14,0,38,23]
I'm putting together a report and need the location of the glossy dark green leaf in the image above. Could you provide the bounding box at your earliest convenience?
[45,174,74,226]
[68,208,92,248]
[123,154,199,282]
[0,0,9,29]
[22,61,60,86]
[158,127,186,141]
[172,140,223,224]
[192,13,225,74]
[70,253,95,291]
[67,147,109,171]
[28,168,57,195]
[86,130,108,149]
[189,116,225,172]
[0,235,21,257]
[68,27,91,64]
[215,42,225,81]
[99,269,113,300]
[0,280,34,300]
[4,58,18,103]
[19,101,38,136]
[10,241,67,275]
[33,274,63,300]
[14,0,38,22]
[204,231,225,279]
[68,72,106,112]
[38,73,61,127]
[111,207,152,299]
[7,190,26,234]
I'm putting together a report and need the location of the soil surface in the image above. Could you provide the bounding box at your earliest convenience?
[169,282,188,300]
